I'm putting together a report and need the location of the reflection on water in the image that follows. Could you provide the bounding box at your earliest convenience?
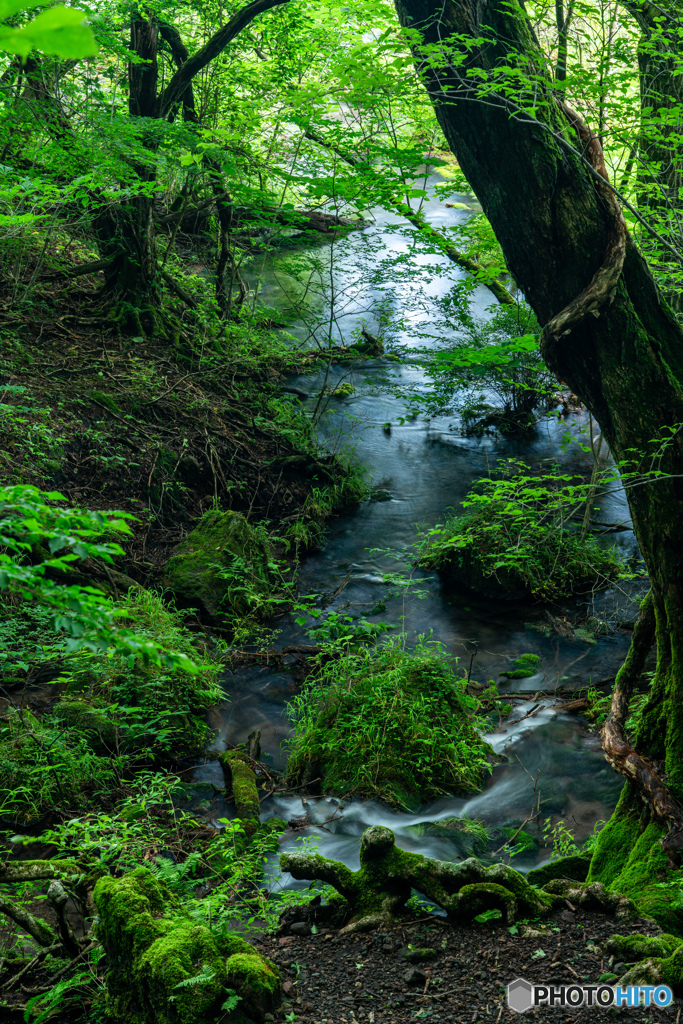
[196,172,639,877]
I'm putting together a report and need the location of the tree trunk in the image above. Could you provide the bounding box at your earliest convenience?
[392,0,683,927]
[624,0,683,309]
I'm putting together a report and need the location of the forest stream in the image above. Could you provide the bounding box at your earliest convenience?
[192,174,642,884]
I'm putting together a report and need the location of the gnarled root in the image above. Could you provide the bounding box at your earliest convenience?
[542,878,637,920]
[280,825,557,931]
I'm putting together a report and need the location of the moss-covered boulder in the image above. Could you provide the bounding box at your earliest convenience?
[50,696,118,752]
[163,510,275,620]
[286,646,493,810]
[526,852,591,887]
[94,866,281,1024]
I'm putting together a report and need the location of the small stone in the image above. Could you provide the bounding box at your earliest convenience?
[404,967,427,986]
[283,980,295,995]
[324,933,334,941]
[403,947,437,963]
[613,961,627,976]
[558,910,575,925]
[290,922,312,936]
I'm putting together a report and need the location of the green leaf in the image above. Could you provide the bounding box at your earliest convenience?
[0,6,98,58]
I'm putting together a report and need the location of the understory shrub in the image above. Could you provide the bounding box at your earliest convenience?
[419,460,625,601]
[285,641,493,810]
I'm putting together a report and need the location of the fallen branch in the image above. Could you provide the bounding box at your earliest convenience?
[303,128,515,306]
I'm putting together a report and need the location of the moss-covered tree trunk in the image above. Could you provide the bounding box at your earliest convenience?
[392,0,683,922]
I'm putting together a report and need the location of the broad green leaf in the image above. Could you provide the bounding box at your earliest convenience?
[0,5,97,58]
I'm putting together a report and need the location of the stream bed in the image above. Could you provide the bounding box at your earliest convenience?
[193,174,641,884]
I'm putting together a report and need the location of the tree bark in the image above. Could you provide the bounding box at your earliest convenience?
[95,1,292,328]
[392,0,683,875]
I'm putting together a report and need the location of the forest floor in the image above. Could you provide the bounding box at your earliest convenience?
[260,907,678,1022]
[0,256,364,585]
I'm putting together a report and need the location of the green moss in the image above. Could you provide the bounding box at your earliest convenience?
[94,866,281,1023]
[286,644,493,809]
[588,785,683,932]
[226,952,281,1021]
[281,825,556,928]
[526,852,591,887]
[50,696,118,751]
[500,653,540,679]
[219,751,260,837]
[139,922,227,1024]
[607,933,682,962]
[164,510,276,620]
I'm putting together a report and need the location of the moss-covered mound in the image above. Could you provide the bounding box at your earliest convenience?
[286,645,493,810]
[526,852,592,887]
[419,465,624,601]
[94,866,281,1024]
[164,509,279,620]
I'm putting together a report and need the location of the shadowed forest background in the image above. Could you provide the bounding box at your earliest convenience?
[0,0,682,1020]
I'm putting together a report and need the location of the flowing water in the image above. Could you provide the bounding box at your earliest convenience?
[192,174,643,885]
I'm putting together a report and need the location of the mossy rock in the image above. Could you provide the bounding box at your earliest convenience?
[500,653,540,680]
[226,952,281,1021]
[527,852,591,887]
[163,510,274,620]
[50,697,118,752]
[94,866,281,1024]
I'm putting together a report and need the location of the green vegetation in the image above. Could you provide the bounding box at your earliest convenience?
[0,0,682,1013]
[286,642,493,810]
[419,461,625,601]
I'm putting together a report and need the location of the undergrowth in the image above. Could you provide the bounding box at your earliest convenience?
[419,460,625,601]
[285,640,493,810]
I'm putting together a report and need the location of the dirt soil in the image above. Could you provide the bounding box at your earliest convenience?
[255,907,679,1022]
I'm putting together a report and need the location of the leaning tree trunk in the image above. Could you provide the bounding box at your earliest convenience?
[392,0,683,926]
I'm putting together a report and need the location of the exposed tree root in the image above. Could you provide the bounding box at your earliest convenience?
[280,825,557,931]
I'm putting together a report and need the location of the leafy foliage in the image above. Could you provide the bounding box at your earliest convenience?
[286,640,493,809]
[419,460,625,600]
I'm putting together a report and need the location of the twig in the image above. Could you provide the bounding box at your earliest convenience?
[2,943,62,991]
